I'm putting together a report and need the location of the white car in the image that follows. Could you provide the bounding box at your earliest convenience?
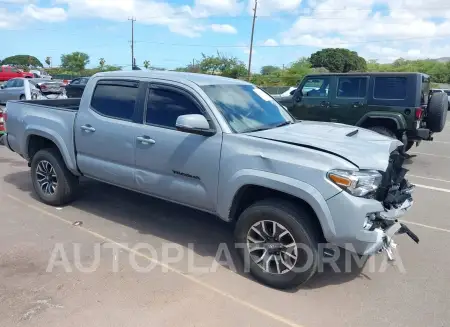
[0,78,67,104]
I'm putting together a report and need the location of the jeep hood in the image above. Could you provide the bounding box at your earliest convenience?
[247,121,403,170]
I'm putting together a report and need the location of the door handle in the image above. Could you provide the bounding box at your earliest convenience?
[320,101,330,107]
[352,102,363,108]
[330,118,338,122]
[136,136,156,145]
[80,125,96,132]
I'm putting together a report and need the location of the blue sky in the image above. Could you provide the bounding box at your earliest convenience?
[2,0,450,72]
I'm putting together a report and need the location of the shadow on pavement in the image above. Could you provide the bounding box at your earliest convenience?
[4,170,367,291]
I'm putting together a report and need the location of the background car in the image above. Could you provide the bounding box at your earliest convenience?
[0,78,67,104]
[430,88,450,108]
[0,66,34,81]
[65,77,89,98]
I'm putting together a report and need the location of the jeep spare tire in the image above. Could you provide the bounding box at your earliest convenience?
[427,92,448,133]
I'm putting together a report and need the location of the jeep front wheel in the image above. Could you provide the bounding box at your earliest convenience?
[234,199,320,289]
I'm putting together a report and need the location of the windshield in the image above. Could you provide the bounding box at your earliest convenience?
[201,84,294,133]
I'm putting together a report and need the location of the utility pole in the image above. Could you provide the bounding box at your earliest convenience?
[129,17,136,68]
[247,0,257,80]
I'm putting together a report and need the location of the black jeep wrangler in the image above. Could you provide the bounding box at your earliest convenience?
[278,72,448,152]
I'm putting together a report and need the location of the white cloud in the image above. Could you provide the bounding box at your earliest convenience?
[263,39,278,46]
[23,4,67,22]
[191,0,243,17]
[0,4,67,28]
[210,24,237,34]
[247,0,302,16]
[269,0,450,62]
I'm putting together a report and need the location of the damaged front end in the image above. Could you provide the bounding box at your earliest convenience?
[367,148,420,260]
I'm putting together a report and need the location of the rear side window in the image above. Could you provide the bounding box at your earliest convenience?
[374,77,407,100]
[15,79,24,87]
[70,79,80,85]
[337,77,367,98]
[90,80,139,121]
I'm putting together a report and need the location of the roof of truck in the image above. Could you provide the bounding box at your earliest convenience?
[306,72,430,78]
[93,70,252,86]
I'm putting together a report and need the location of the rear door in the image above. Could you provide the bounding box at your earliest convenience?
[74,79,145,190]
[9,78,25,100]
[289,75,334,122]
[328,75,369,125]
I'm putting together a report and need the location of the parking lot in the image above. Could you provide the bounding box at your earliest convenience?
[1,118,450,327]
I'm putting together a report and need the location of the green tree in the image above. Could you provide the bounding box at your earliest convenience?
[143,60,150,69]
[99,58,106,70]
[60,52,90,72]
[309,48,367,73]
[198,52,247,78]
[2,55,43,68]
[45,56,51,67]
[260,65,281,75]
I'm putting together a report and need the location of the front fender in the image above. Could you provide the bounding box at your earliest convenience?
[218,169,337,240]
[23,126,79,175]
[357,111,407,130]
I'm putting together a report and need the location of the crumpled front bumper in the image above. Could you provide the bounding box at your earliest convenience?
[326,149,419,257]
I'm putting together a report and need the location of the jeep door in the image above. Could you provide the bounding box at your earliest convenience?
[328,76,369,125]
[289,76,334,122]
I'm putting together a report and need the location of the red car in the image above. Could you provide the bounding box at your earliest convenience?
[0,66,33,82]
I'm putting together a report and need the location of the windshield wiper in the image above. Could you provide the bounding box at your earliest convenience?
[274,121,294,128]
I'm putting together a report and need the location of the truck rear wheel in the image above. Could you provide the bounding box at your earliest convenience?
[427,92,448,132]
[234,199,320,289]
[30,148,79,206]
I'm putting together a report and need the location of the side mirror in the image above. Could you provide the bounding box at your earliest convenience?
[289,89,296,95]
[175,114,215,136]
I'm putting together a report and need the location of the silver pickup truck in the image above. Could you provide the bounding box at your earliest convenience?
[1,71,418,289]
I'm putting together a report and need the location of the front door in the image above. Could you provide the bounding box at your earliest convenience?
[289,76,333,122]
[133,83,222,212]
[329,76,369,125]
[74,79,144,189]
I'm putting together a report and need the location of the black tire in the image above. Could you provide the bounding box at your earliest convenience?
[235,199,320,289]
[427,92,448,132]
[19,95,25,100]
[30,148,79,206]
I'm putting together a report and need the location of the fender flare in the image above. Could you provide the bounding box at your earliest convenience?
[23,127,79,174]
[218,169,337,240]
[356,112,407,130]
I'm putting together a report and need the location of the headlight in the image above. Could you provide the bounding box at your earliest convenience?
[327,169,382,197]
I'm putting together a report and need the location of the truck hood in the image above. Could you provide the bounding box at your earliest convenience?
[247,121,403,170]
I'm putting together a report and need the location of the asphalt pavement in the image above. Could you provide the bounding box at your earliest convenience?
[1,118,450,327]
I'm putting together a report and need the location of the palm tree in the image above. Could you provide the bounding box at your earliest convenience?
[99,58,106,70]
[143,60,150,70]
[45,57,51,67]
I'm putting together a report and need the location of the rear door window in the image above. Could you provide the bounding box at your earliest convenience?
[337,77,367,98]
[90,80,139,121]
[374,77,407,100]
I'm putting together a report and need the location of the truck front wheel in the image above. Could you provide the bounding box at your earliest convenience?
[234,199,320,289]
[30,148,79,206]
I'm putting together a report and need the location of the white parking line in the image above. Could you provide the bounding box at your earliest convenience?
[6,194,304,327]
[408,174,450,184]
[431,140,450,145]
[410,152,450,159]
[414,184,450,193]
[401,220,450,234]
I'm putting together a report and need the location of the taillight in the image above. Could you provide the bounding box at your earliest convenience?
[40,84,47,90]
[415,107,423,120]
[0,111,4,132]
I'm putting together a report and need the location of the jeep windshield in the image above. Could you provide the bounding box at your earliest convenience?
[201,84,294,133]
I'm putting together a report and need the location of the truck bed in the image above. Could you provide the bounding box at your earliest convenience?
[16,98,81,111]
[5,99,79,174]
